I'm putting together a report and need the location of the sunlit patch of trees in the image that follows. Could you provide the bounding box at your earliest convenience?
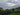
[0,7,20,15]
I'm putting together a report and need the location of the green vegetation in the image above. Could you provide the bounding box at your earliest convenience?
[0,7,20,15]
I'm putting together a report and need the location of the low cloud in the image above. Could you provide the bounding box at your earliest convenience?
[7,2,16,7]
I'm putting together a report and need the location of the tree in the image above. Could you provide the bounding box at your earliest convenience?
[0,7,4,15]
[12,8,14,13]
[16,7,20,11]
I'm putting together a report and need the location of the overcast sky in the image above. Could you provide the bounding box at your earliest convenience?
[0,0,20,9]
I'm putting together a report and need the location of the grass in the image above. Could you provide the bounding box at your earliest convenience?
[9,13,20,15]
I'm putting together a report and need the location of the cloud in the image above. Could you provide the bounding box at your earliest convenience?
[6,2,16,7]
[11,0,14,2]
[15,0,18,1]
[0,0,20,9]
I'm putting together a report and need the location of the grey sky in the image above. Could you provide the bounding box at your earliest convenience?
[0,0,20,9]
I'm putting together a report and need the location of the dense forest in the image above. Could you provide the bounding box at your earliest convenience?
[0,7,20,15]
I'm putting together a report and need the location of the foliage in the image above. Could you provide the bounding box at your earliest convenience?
[0,7,20,15]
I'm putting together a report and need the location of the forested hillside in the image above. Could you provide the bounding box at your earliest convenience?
[0,7,20,15]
